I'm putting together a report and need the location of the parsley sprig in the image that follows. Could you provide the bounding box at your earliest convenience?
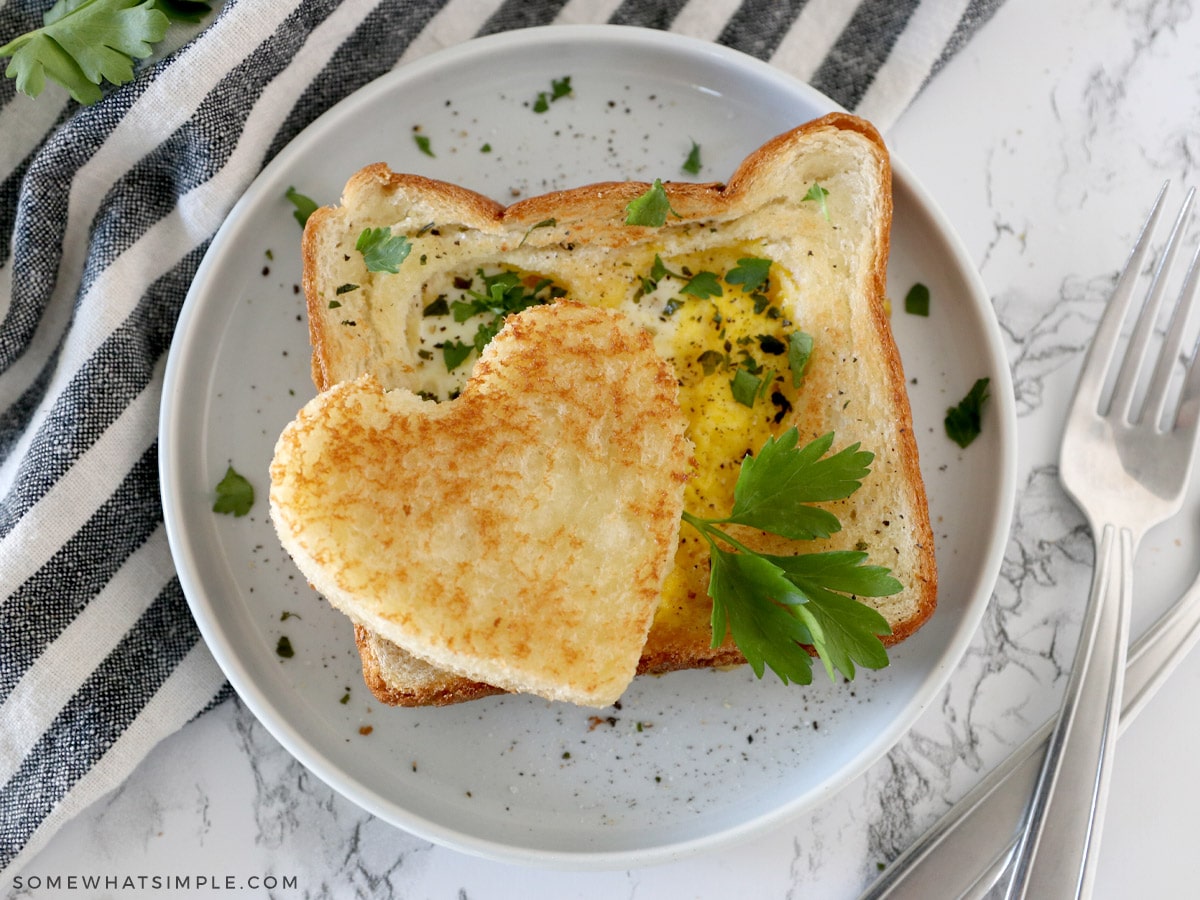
[440,269,564,371]
[682,428,899,684]
[1,0,212,104]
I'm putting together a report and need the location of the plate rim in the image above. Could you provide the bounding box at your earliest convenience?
[160,22,1018,870]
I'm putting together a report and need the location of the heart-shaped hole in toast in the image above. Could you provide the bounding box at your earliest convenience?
[269,301,691,707]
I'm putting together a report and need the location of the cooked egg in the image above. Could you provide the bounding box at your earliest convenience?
[412,249,804,631]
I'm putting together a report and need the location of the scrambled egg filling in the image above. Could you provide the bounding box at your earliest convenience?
[414,249,803,629]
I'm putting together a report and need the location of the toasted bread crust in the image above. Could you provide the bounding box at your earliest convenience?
[291,112,936,707]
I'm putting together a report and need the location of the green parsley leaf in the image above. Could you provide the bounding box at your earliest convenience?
[286,187,319,228]
[335,282,359,295]
[904,282,930,316]
[532,76,572,113]
[153,1,212,24]
[518,217,556,248]
[472,318,503,355]
[276,635,294,658]
[327,299,341,309]
[680,270,723,299]
[707,547,816,683]
[213,465,254,517]
[788,331,813,388]
[442,339,473,372]
[697,349,727,375]
[661,297,685,318]
[551,75,572,99]
[728,429,873,540]
[433,269,562,370]
[726,257,772,294]
[769,549,902,598]
[804,182,831,221]
[682,140,702,176]
[480,142,492,153]
[771,553,895,679]
[1,0,174,104]
[624,179,676,227]
[681,430,899,685]
[413,133,434,157]
[356,227,412,274]
[729,367,763,408]
[945,377,990,448]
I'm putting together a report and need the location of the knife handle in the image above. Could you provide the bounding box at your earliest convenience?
[859,533,1200,900]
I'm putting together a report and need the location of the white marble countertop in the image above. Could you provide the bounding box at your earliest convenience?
[16,0,1200,896]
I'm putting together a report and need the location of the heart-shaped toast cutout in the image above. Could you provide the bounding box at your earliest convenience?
[270,301,690,707]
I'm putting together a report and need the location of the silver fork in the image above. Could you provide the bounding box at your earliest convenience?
[1005,184,1200,899]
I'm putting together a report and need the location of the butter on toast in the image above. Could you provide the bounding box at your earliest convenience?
[286,112,937,707]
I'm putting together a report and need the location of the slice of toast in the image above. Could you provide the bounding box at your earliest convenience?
[270,301,691,707]
[292,112,936,706]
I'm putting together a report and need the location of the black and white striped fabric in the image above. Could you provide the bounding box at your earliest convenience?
[0,0,1002,878]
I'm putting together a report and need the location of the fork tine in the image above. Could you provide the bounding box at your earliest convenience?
[1110,187,1195,421]
[1158,242,1200,433]
[1074,182,1170,416]
[1143,220,1200,429]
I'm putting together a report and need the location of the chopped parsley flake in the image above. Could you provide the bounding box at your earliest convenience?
[442,339,473,372]
[730,367,767,408]
[425,269,564,374]
[945,377,990,448]
[679,270,723,299]
[286,186,318,228]
[804,182,830,221]
[518,218,556,248]
[356,226,412,274]
[788,331,813,387]
[532,75,572,112]
[624,179,676,227]
[213,466,253,517]
[904,282,930,316]
[423,296,450,316]
[726,257,772,294]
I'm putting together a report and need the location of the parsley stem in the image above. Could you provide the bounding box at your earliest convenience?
[680,511,759,556]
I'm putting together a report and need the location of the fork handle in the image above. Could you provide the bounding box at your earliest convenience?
[1006,523,1134,900]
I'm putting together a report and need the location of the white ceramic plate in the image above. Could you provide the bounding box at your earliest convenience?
[160,25,1017,869]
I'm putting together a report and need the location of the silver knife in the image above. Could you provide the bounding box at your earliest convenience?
[857,569,1200,900]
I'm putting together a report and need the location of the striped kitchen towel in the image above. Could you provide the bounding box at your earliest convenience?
[0,0,1002,879]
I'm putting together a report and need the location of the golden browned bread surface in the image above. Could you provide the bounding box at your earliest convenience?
[270,301,690,707]
[290,112,936,707]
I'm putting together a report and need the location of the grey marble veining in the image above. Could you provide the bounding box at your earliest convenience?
[15,0,1200,896]
[227,699,442,899]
